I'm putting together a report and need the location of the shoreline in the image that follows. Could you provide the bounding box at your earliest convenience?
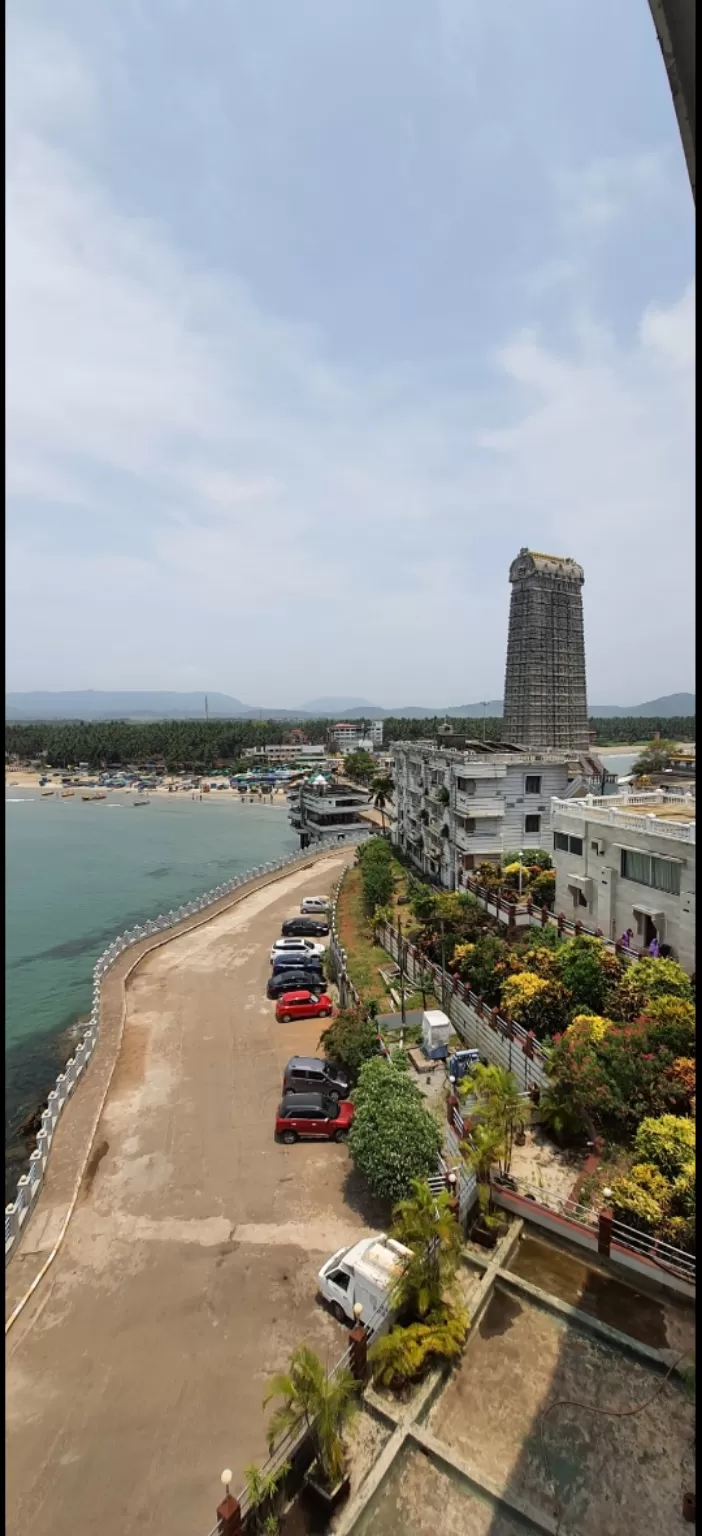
[6,775,291,806]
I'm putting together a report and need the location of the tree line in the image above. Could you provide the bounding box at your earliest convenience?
[5,714,694,770]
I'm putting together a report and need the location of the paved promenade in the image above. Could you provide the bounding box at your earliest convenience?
[6,849,372,1536]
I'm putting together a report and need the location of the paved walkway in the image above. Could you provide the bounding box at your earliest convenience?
[6,850,373,1536]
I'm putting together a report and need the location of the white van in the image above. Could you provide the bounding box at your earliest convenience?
[301,896,330,914]
[317,1233,413,1326]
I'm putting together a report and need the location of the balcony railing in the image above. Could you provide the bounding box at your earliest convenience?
[552,795,695,845]
[454,792,505,818]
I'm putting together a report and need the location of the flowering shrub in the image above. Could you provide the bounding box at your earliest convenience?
[665,1057,696,1111]
[637,997,695,1056]
[500,972,570,1039]
[613,958,693,1021]
[567,1013,613,1045]
[610,1175,666,1234]
[530,869,556,908]
[555,936,623,1016]
[634,1115,696,1177]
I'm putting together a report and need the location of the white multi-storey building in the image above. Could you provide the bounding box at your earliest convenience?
[329,720,383,752]
[288,776,373,848]
[391,739,605,889]
[242,743,327,764]
[551,790,695,970]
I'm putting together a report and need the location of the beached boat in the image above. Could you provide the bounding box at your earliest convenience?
[133,798,150,806]
[61,790,75,798]
[41,789,54,797]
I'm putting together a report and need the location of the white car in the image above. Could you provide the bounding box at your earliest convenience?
[300,896,330,914]
[270,937,325,962]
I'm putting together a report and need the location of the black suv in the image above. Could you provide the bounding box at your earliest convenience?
[282,1056,350,1101]
[271,951,323,976]
[267,968,325,1000]
[282,916,330,937]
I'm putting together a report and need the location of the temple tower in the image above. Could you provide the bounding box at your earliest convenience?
[502,548,589,750]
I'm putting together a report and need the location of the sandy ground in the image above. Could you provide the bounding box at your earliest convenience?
[6,850,376,1536]
[5,770,290,805]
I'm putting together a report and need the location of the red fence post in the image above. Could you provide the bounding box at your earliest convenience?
[216,1489,243,1536]
[598,1207,613,1257]
[524,1031,534,1059]
[526,897,533,917]
[575,919,583,937]
[490,1007,499,1031]
[541,906,549,928]
[349,1318,369,1381]
[476,993,484,1017]
[557,912,565,937]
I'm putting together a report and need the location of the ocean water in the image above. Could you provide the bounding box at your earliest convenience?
[5,791,297,1196]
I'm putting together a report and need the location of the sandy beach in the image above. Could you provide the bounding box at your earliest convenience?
[5,769,291,804]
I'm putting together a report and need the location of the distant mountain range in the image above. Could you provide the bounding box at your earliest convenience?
[4,690,696,722]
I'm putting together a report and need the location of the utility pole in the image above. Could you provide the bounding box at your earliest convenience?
[481,702,488,741]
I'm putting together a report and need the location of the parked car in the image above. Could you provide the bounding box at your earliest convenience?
[271,950,323,976]
[270,937,325,962]
[301,896,331,914]
[275,1092,354,1143]
[282,916,330,938]
[275,990,333,1023]
[267,968,326,1000]
[283,1056,350,1101]
[318,1234,413,1325]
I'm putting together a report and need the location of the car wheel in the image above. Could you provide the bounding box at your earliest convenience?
[334,1129,348,1143]
[332,1302,347,1325]
[281,1013,292,1022]
[320,1008,330,1018]
[282,1130,297,1144]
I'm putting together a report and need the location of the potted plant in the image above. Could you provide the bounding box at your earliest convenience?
[264,1345,358,1511]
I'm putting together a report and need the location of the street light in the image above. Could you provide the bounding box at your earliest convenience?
[518,849,524,897]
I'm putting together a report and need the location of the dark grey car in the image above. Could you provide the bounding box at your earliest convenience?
[282,1056,350,1102]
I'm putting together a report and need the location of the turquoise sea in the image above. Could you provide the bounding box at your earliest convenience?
[5,790,297,1197]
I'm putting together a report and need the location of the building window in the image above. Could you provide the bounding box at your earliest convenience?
[569,837,583,857]
[524,814,541,835]
[620,849,681,896]
[525,775,542,795]
[554,831,569,852]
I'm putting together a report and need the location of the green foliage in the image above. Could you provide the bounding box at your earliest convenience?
[264,1345,358,1490]
[457,934,514,1005]
[460,1064,524,1177]
[504,848,552,871]
[389,1179,463,1317]
[243,1459,291,1535]
[318,1009,381,1083]
[632,740,676,777]
[610,1176,666,1234]
[501,971,570,1039]
[628,1162,672,1205]
[343,750,376,784]
[634,1115,696,1177]
[371,775,394,830]
[639,997,695,1056]
[369,1306,469,1390]
[530,869,556,908]
[357,837,395,915]
[554,936,623,1017]
[349,1058,442,1204]
[538,1084,591,1140]
[613,958,693,1020]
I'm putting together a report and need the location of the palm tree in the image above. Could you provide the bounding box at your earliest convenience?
[243,1459,290,1535]
[462,1064,523,1177]
[461,1121,505,1220]
[371,774,394,833]
[263,1345,358,1492]
[390,1178,462,1317]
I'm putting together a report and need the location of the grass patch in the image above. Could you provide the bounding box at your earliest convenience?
[337,865,394,1005]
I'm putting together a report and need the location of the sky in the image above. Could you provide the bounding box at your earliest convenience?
[6,0,695,709]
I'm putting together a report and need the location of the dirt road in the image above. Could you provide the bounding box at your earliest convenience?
[6,850,375,1535]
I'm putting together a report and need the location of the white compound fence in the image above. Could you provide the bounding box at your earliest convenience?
[5,834,366,1265]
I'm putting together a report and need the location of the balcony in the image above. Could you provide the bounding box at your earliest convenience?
[454,824,501,855]
[454,792,505,818]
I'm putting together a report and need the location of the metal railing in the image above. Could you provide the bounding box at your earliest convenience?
[5,836,366,1265]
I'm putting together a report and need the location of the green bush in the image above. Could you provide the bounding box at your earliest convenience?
[369,1306,468,1390]
[349,1058,442,1203]
[634,1115,696,1177]
[318,1010,381,1082]
[554,936,623,1017]
[613,958,693,1021]
[610,1176,665,1234]
[628,1162,671,1207]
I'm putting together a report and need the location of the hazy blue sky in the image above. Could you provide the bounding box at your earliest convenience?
[6,1,694,707]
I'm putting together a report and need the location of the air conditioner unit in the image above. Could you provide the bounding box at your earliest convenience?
[591,839,605,855]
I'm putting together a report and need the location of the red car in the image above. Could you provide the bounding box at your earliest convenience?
[275,1092,355,1143]
[275,990,333,1023]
